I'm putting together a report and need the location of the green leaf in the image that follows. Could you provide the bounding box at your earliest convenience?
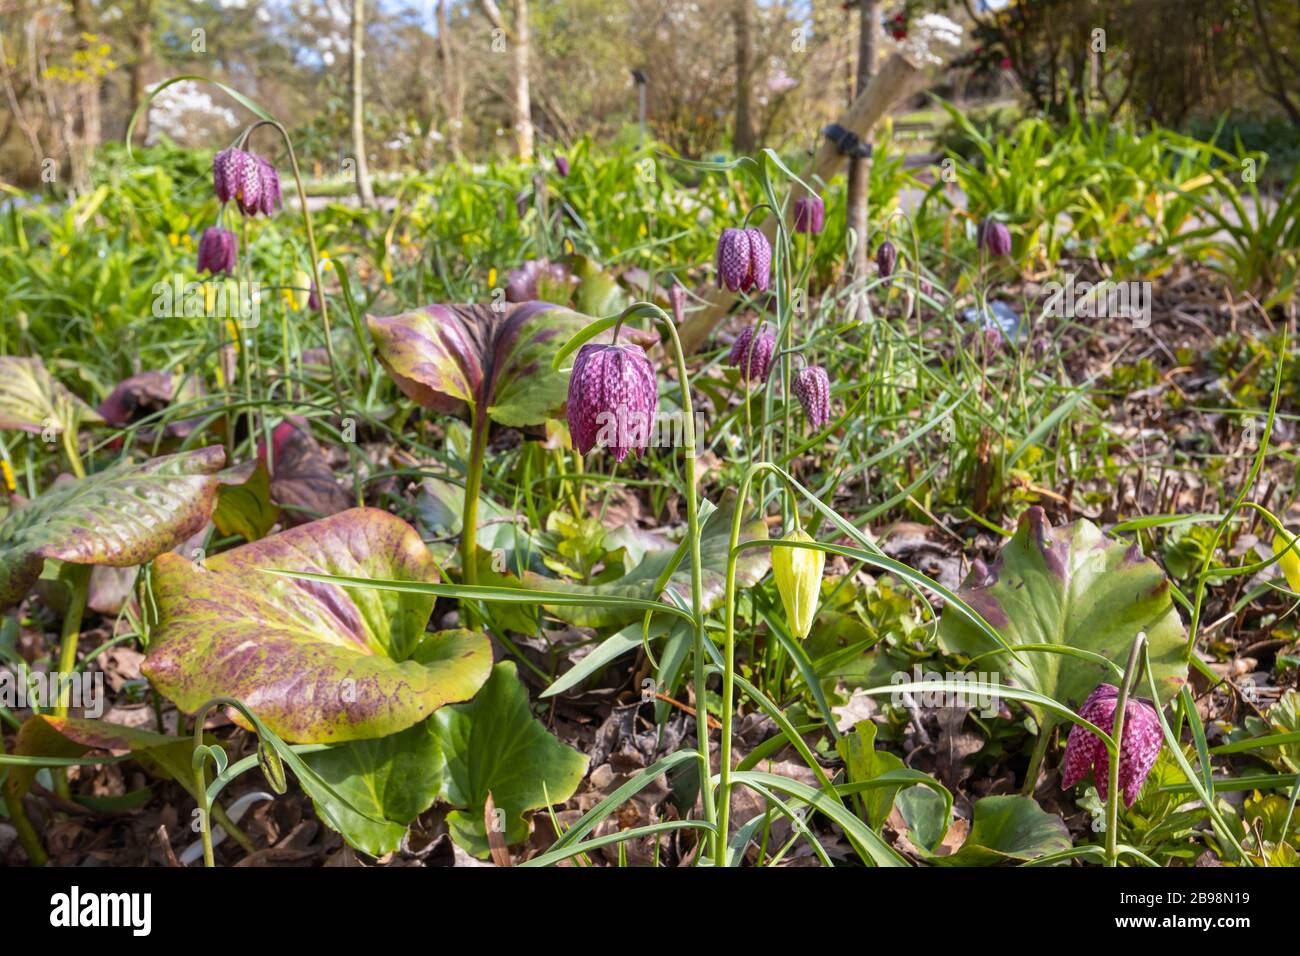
[0,355,103,434]
[213,460,280,541]
[835,719,910,830]
[427,661,588,857]
[930,795,1071,866]
[143,508,492,744]
[367,301,591,428]
[937,506,1187,728]
[523,492,770,627]
[0,446,225,610]
[300,720,440,856]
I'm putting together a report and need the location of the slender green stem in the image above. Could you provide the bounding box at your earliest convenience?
[52,562,92,800]
[460,407,490,629]
[59,425,85,479]
[1022,725,1052,797]
[2,734,47,865]
[1105,632,1147,866]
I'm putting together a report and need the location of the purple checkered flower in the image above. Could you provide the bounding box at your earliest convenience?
[213,147,260,211]
[728,323,775,382]
[793,365,831,430]
[1061,683,1162,807]
[716,227,771,294]
[555,153,570,177]
[253,156,282,216]
[566,343,658,462]
[977,218,1012,258]
[792,195,825,235]
[876,240,897,278]
[196,227,238,276]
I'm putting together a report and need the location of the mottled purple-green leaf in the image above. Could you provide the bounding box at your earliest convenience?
[938,507,1187,726]
[367,301,591,428]
[0,355,103,434]
[0,446,225,610]
[143,508,492,744]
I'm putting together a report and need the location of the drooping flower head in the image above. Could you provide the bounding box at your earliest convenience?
[728,323,775,382]
[716,227,771,294]
[196,227,238,276]
[213,146,281,217]
[793,365,831,430]
[555,153,570,177]
[566,342,658,462]
[876,239,897,278]
[792,195,825,235]
[1061,683,1162,807]
[977,217,1012,258]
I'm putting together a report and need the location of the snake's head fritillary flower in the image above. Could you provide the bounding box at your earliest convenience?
[727,323,775,382]
[792,195,825,235]
[566,343,658,462]
[196,227,238,276]
[716,227,771,293]
[793,365,831,430]
[555,153,570,177]
[1061,683,1162,807]
[876,240,897,278]
[772,528,824,639]
[214,147,261,212]
[977,217,1012,258]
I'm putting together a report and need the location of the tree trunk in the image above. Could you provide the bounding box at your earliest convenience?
[846,0,878,291]
[436,0,464,160]
[510,0,533,160]
[732,0,756,153]
[351,0,376,207]
[129,0,155,145]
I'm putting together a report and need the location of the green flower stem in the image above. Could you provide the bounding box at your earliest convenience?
[60,425,86,480]
[1021,725,1052,797]
[460,406,491,629]
[715,460,794,866]
[2,735,47,865]
[618,302,714,853]
[1105,632,1147,867]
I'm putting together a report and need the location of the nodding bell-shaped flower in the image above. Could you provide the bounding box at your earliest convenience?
[977,217,1012,258]
[213,146,281,217]
[728,323,775,382]
[772,528,824,639]
[793,365,831,430]
[715,227,771,294]
[196,227,238,276]
[792,195,825,235]
[566,342,658,463]
[1061,684,1162,807]
[876,240,897,278]
[555,153,570,177]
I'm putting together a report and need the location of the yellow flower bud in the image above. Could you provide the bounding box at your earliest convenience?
[1274,530,1300,592]
[772,529,823,639]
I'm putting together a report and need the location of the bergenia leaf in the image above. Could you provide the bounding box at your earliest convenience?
[0,446,225,610]
[937,507,1188,727]
[0,355,103,434]
[367,301,591,428]
[143,508,492,744]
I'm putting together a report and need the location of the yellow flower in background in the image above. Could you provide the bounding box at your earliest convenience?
[1,459,15,493]
[1273,530,1300,592]
[772,528,824,639]
[638,222,647,237]
[225,319,240,352]
[488,267,497,289]
[383,264,393,284]
[167,232,180,247]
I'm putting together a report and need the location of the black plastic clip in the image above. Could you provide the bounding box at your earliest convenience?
[822,123,872,159]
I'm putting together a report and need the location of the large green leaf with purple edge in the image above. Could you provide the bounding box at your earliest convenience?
[520,493,770,627]
[0,355,103,434]
[0,446,225,610]
[143,508,492,744]
[367,301,591,428]
[937,507,1187,728]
